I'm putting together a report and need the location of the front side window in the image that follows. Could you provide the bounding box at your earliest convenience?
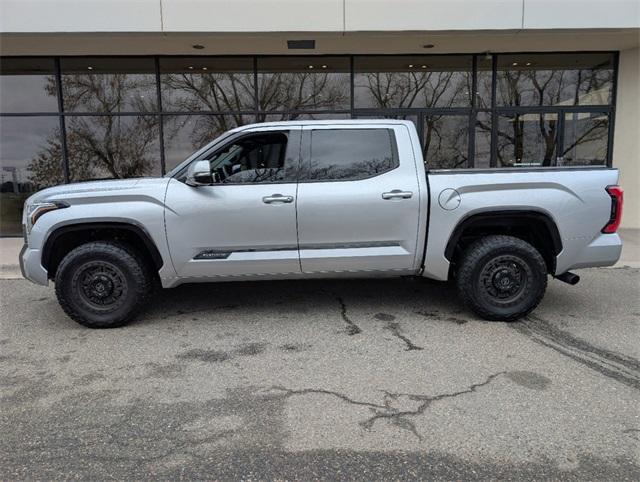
[302,129,398,181]
[204,131,290,184]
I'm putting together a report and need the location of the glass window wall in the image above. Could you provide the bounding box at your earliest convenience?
[0,52,618,234]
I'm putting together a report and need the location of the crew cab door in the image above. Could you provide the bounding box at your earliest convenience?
[164,126,301,279]
[296,124,422,274]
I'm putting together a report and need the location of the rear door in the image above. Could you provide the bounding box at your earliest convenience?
[296,123,422,274]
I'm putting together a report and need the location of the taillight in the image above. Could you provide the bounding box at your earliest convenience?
[602,185,623,234]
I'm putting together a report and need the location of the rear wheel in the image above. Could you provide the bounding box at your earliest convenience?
[456,235,547,321]
[55,241,153,328]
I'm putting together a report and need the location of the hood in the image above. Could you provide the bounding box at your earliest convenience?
[27,177,169,204]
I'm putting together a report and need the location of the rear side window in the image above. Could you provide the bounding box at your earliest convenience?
[301,128,398,181]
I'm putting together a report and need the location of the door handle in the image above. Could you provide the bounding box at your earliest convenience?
[382,190,413,200]
[262,194,294,204]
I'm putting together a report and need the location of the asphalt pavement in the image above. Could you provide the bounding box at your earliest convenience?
[1,268,639,480]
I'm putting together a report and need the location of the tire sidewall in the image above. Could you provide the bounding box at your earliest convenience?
[458,236,548,321]
[471,245,544,318]
[56,243,146,327]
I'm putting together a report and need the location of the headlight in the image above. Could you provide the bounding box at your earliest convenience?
[25,201,69,234]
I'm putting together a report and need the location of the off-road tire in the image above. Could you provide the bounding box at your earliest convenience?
[55,241,153,328]
[456,235,547,321]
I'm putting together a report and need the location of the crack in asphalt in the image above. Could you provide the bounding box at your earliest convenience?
[316,290,362,335]
[383,322,423,351]
[336,296,362,335]
[513,315,640,390]
[271,372,504,441]
[360,372,505,440]
[270,386,385,410]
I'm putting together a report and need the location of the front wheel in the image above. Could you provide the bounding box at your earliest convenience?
[55,241,153,328]
[456,235,547,321]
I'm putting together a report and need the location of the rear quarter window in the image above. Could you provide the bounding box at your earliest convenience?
[301,128,398,181]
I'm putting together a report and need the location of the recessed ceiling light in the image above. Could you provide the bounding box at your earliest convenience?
[423,44,435,49]
[526,62,532,66]
[321,65,327,69]
[308,65,314,69]
[202,67,208,71]
[408,64,414,68]
[188,66,194,70]
[192,44,205,50]
[512,62,518,66]
[421,65,427,69]
[87,66,93,70]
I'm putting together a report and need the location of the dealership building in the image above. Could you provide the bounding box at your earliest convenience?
[0,0,638,237]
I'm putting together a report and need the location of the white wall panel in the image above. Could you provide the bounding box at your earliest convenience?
[523,0,640,29]
[0,0,162,32]
[1,0,639,34]
[613,47,640,228]
[161,0,343,32]
[344,0,523,31]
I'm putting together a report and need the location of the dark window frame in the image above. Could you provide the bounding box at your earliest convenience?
[0,51,619,183]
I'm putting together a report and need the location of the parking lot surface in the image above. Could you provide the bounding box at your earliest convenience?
[1,268,639,480]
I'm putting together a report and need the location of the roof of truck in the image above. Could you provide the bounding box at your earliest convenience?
[231,119,414,131]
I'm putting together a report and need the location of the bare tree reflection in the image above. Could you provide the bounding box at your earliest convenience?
[356,69,471,168]
[258,72,349,115]
[489,65,612,166]
[30,74,159,183]
[299,157,395,181]
[25,60,613,185]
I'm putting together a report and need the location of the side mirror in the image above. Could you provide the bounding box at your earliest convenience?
[186,160,213,186]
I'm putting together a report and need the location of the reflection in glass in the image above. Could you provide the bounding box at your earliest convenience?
[474,112,492,168]
[561,112,609,166]
[63,116,161,180]
[258,57,350,111]
[497,113,558,167]
[0,117,62,235]
[205,132,288,184]
[160,57,254,112]
[496,53,614,107]
[61,58,157,112]
[423,116,469,169]
[163,115,250,171]
[302,129,397,181]
[0,58,58,113]
[476,55,493,110]
[354,56,472,109]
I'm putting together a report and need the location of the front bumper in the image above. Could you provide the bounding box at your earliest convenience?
[20,244,49,286]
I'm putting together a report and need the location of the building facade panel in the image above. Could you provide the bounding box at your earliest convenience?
[613,47,640,228]
[0,0,162,33]
[161,0,344,32]
[523,0,640,29]
[345,0,523,31]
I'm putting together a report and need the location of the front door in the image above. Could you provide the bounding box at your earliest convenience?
[296,123,422,274]
[164,126,302,279]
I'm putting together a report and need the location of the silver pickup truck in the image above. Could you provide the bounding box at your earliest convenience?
[20,120,623,328]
